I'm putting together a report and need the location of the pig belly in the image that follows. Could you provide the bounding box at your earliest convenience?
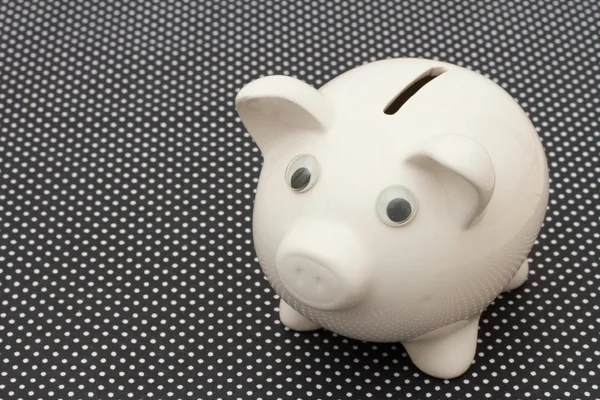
[275,199,546,343]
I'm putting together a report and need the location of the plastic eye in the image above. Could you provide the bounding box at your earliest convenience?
[376,185,418,226]
[285,154,320,193]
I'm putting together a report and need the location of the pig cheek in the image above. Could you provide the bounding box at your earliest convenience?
[369,212,459,306]
[251,172,303,285]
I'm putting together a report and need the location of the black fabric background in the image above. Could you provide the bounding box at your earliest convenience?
[1,1,599,399]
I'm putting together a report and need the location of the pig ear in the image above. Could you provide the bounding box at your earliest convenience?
[408,134,496,228]
[235,75,332,153]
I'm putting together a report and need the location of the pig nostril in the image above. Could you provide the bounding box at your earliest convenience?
[275,223,370,312]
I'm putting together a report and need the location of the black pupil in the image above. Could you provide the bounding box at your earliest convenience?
[291,167,311,190]
[386,198,412,223]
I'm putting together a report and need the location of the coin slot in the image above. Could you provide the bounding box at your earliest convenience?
[384,68,446,115]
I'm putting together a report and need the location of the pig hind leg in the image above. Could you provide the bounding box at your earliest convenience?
[402,318,480,380]
[279,299,321,331]
[503,260,529,292]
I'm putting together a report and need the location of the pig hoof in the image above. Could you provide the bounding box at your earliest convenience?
[504,260,529,292]
[279,299,321,331]
[402,318,479,379]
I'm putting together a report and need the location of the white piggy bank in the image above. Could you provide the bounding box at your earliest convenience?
[235,58,549,379]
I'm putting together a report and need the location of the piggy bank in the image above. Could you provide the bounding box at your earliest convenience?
[235,58,549,379]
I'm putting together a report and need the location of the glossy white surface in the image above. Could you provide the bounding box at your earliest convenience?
[235,58,549,379]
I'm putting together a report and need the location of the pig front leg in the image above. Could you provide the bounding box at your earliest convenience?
[279,299,321,331]
[402,318,480,379]
[503,260,529,292]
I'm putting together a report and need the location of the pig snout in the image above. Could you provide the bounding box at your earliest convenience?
[275,219,371,311]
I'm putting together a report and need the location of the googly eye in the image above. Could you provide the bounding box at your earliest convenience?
[376,185,418,226]
[285,154,320,192]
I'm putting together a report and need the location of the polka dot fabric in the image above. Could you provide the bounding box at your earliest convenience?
[0,0,598,399]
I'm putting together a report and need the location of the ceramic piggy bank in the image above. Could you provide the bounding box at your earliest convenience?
[235,58,549,379]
